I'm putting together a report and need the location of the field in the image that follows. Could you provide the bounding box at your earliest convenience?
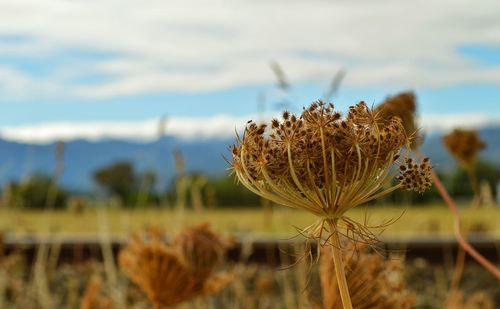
[1,204,500,238]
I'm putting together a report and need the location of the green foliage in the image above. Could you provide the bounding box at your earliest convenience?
[5,173,67,209]
[93,161,137,205]
[449,160,499,197]
[207,175,260,207]
[93,161,158,206]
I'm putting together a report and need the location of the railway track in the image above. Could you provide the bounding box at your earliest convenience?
[2,234,499,267]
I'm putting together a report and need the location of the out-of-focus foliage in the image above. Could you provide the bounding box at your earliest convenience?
[93,161,158,206]
[4,173,67,209]
[449,160,499,198]
[207,176,260,207]
[3,159,496,209]
[93,161,136,204]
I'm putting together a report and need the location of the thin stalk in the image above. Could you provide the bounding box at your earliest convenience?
[329,220,353,309]
[450,248,466,291]
[425,163,500,279]
[450,165,480,290]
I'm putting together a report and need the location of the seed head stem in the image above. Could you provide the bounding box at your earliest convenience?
[329,219,353,309]
[417,150,500,280]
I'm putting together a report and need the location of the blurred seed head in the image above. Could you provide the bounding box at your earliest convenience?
[119,224,232,308]
[442,129,486,169]
[375,91,421,149]
[172,223,226,280]
[319,244,416,309]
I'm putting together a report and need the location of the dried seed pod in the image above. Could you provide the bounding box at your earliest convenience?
[442,129,486,168]
[375,91,420,149]
[231,101,432,243]
[172,223,225,280]
[119,224,232,308]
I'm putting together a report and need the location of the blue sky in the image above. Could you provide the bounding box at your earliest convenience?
[0,0,499,142]
[3,82,500,126]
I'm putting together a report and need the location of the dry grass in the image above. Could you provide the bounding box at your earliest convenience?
[0,205,499,238]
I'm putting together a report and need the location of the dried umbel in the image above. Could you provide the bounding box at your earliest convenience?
[172,223,226,280]
[319,245,416,309]
[442,129,486,168]
[119,225,232,308]
[231,101,431,242]
[375,92,420,149]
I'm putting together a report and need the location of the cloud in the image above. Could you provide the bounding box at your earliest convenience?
[1,112,499,144]
[419,113,500,133]
[0,0,499,99]
[0,115,256,144]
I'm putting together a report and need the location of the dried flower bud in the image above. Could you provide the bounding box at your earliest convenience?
[442,129,486,168]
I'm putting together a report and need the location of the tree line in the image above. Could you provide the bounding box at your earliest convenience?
[2,159,498,209]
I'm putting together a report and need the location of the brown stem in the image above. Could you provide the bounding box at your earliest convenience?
[425,163,500,280]
[450,247,466,291]
[329,220,353,309]
[450,165,480,290]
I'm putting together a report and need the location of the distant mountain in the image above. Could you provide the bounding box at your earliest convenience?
[0,127,499,192]
[420,126,500,172]
[0,136,234,192]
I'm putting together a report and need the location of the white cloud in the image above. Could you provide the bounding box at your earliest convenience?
[0,115,258,144]
[419,113,500,133]
[1,112,499,144]
[0,0,499,99]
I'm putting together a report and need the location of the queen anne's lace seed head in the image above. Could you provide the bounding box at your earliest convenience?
[397,157,432,193]
[375,91,421,149]
[231,101,432,243]
[119,225,232,308]
[442,129,486,169]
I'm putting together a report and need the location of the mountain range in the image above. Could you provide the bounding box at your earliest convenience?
[1,127,499,192]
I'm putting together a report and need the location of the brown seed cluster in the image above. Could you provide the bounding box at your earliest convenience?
[319,244,416,309]
[171,222,225,280]
[119,224,232,308]
[442,129,486,168]
[397,157,432,193]
[231,101,431,230]
[375,91,420,149]
[233,102,406,190]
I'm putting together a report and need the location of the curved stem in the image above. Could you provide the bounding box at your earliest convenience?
[425,163,500,280]
[450,247,466,291]
[329,220,353,309]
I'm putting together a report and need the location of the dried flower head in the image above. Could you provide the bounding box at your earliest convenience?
[319,244,416,309]
[397,157,432,193]
[375,91,420,149]
[172,223,226,280]
[119,225,232,308]
[442,129,486,168]
[231,101,431,243]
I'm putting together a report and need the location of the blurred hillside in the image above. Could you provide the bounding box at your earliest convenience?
[1,126,499,192]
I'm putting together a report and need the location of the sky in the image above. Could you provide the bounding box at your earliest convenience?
[0,0,500,143]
